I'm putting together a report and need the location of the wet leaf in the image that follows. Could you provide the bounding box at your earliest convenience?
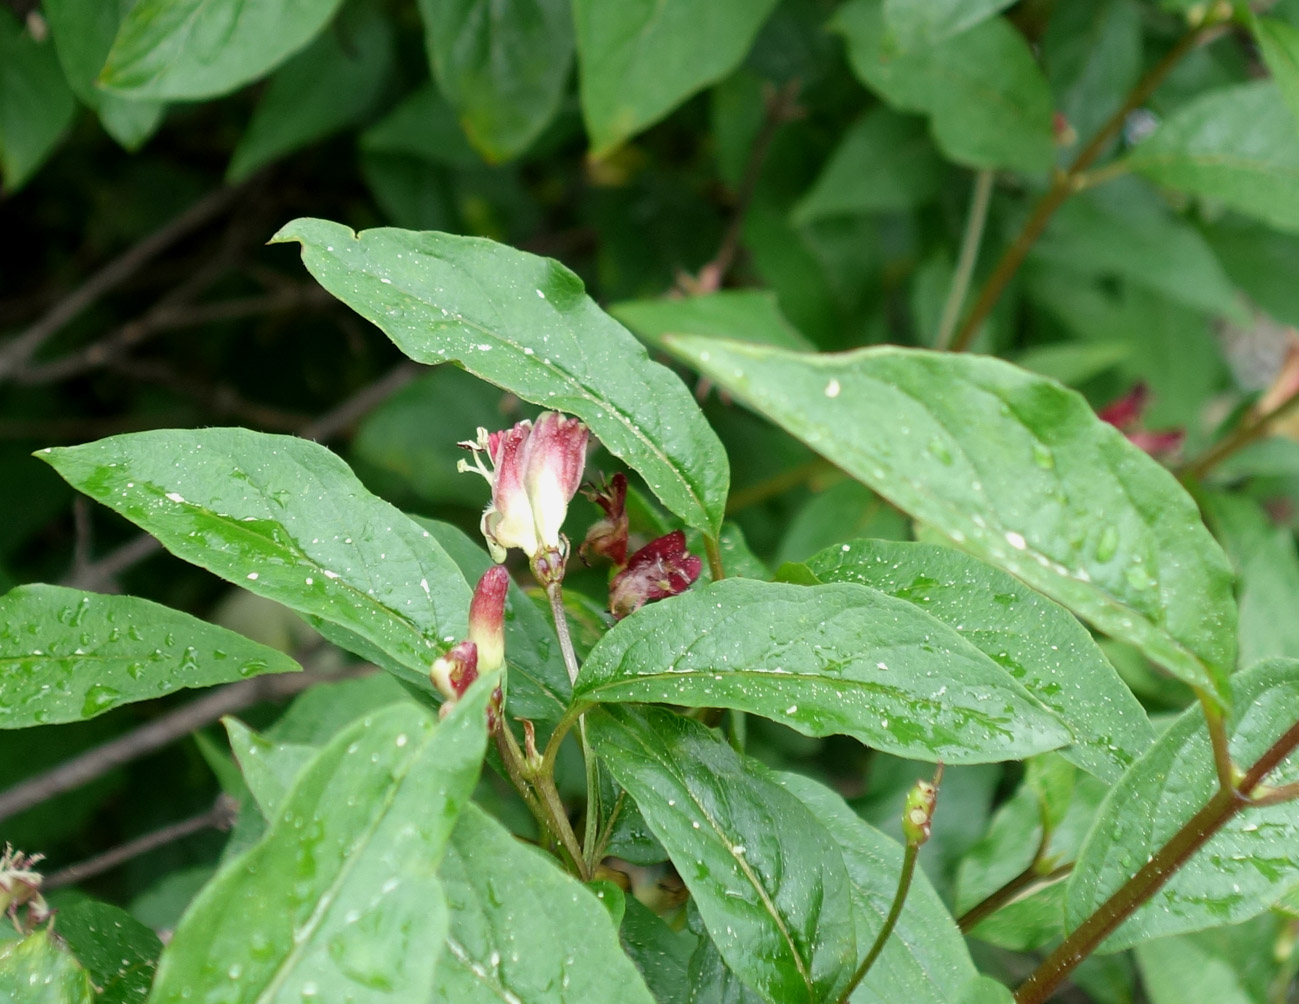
[0,928,94,1004]
[58,900,162,1004]
[39,428,470,691]
[1067,658,1299,950]
[149,684,493,1002]
[431,803,655,1003]
[801,539,1154,782]
[271,219,729,537]
[668,339,1237,703]
[0,583,299,729]
[612,290,814,354]
[589,705,857,1004]
[576,578,1068,764]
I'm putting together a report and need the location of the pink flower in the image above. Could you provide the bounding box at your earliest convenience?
[609,530,702,620]
[459,413,589,563]
[1098,384,1184,460]
[580,472,630,566]
[431,566,509,728]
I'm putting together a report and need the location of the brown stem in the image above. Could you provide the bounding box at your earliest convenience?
[44,795,239,890]
[1200,690,1237,792]
[1014,713,1299,1003]
[0,663,367,824]
[1180,385,1299,482]
[950,21,1222,353]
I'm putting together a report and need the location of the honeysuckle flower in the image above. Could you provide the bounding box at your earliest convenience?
[1,845,50,931]
[459,413,589,564]
[579,472,629,566]
[1098,384,1184,460]
[609,530,702,620]
[431,566,508,727]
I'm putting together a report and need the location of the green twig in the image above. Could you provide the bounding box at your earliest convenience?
[704,534,726,582]
[836,843,918,1004]
[935,170,995,350]
[1180,385,1299,482]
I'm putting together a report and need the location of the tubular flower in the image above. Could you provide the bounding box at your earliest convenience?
[609,530,702,620]
[431,565,509,727]
[459,413,589,563]
[579,472,630,566]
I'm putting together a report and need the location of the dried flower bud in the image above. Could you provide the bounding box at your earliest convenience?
[609,530,702,619]
[0,845,51,931]
[580,473,630,566]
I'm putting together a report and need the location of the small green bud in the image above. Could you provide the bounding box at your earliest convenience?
[901,765,943,846]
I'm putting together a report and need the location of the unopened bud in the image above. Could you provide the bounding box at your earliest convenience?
[901,765,943,846]
[580,473,630,566]
[468,566,509,674]
[431,640,478,709]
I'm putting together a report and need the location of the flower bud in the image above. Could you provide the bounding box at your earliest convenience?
[901,770,942,846]
[609,530,702,619]
[431,640,478,706]
[0,845,50,930]
[468,565,509,674]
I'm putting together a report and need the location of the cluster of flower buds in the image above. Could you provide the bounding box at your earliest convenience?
[1,845,51,932]
[1098,384,1184,460]
[901,767,943,847]
[580,473,702,619]
[431,565,507,729]
[458,413,589,585]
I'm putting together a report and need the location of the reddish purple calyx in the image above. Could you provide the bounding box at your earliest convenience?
[609,530,703,620]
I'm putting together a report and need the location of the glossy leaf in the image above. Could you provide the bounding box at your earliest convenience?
[1126,81,1299,234]
[669,338,1237,702]
[621,896,696,1003]
[431,802,656,1003]
[1067,658,1299,950]
[611,290,814,355]
[883,0,1014,48]
[58,900,163,1004]
[0,929,94,1004]
[0,10,75,191]
[43,0,164,149]
[576,578,1068,763]
[777,772,982,1004]
[801,539,1153,782]
[39,428,470,689]
[834,0,1054,173]
[573,0,780,157]
[589,705,857,1004]
[224,717,317,817]
[227,4,393,181]
[99,0,345,100]
[1135,916,1282,1004]
[416,0,572,162]
[0,583,299,728]
[359,81,481,169]
[792,109,945,223]
[271,219,729,536]
[150,688,492,1002]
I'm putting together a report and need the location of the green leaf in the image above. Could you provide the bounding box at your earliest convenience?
[1135,916,1282,1004]
[573,0,780,158]
[589,705,857,1004]
[99,0,345,100]
[150,687,492,1002]
[834,0,1054,173]
[802,539,1153,782]
[226,3,394,182]
[1126,81,1299,234]
[960,976,1016,1004]
[1255,17,1299,131]
[611,290,814,354]
[39,428,470,690]
[431,802,656,1003]
[668,339,1237,702]
[576,578,1068,763]
[0,583,299,728]
[359,82,481,169]
[0,929,95,1004]
[792,109,945,223]
[1029,187,1246,322]
[883,0,1014,48]
[57,900,163,1004]
[43,0,165,149]
[776,772,983,1004]
[1206,493,1299,666]
[416,518,570,731]
[416,0,572,162]
[1043,0,1142,147]
[224,717,317,817]
[1067,658,1299,950]
[0,10,76,192]
[270,219,730,537]
[620,896,696,1003]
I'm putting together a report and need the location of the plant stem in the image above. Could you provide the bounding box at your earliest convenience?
[1180,385,1299,482]
[836,844,919,1004]
[704,534,726,582]
[1199,689,1237,793]
[1014,712,1299,1004]
[935,170,995,351]
[949,20,1222,354]
[958,862,1074,933]
[545,580,601,872]
[495,724,588,879]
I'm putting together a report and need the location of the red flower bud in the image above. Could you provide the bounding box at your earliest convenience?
[468,565,509,674]
[609,530,702,620]
[431,640,478,705]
